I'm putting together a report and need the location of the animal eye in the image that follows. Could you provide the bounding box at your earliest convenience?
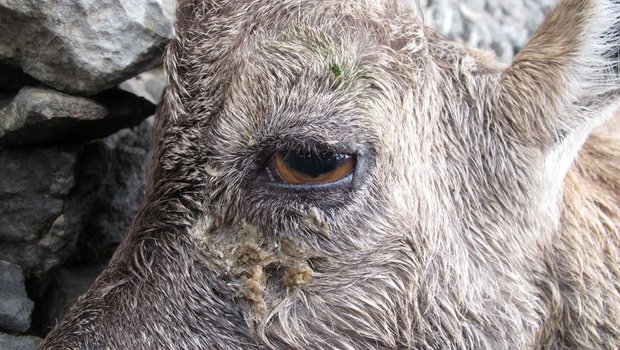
[266,150,355,185]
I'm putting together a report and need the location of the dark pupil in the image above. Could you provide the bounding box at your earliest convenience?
[282,151,349,178]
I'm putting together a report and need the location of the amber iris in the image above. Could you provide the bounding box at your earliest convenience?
[271,150,355,184]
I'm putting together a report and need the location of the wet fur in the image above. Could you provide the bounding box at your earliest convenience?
[40,0,620,349]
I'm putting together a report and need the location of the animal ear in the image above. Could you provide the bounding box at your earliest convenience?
[500,0,620,146]
[399,0,424,22]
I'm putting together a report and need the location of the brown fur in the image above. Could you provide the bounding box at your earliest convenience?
[39,0,620,349]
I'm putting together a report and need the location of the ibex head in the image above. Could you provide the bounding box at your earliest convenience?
[40,0,620,348]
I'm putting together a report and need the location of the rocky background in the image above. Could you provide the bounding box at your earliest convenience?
[0,0,554,348]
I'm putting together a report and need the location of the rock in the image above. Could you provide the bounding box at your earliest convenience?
[0,333,41,350]
[36,265,105,333]
[78,117,153,263]
[0,261,34,333]
[0,145,107,277]
[0,65,38,93]
[0,87,155,146]
[0,148,78,243]
[0,0,175,96]
[119,69,166,104]
[422,0,555,61]
[0,292,33,332]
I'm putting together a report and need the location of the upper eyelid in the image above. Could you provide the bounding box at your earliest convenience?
[254,137,365,158]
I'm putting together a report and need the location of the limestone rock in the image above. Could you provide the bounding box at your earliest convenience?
[422,0,555,62]
[0,145,106,276]
[37,265,105,333]
[0,0,175,96]
[0,86,155,146]
[119,69,166,104]
[0,148,78,243]
[0,333,41,350]
[0,261,34,333]
[0,65,38,93]
[78,117,153,263]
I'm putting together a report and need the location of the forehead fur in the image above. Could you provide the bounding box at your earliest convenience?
[170,0,500,162]
[174,0,429,109]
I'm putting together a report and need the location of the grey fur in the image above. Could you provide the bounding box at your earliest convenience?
[39,0,620,349]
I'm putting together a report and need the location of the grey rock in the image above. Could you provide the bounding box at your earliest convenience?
[422,0,555,61]
[0,293,33,332]
[0,261,34,333]
[119,69,166,104]
[0,65,38,93]
[0,94,11,110]
[0,145,107,276]
[38,265,105,332]
[78,117,153,262]
[0,86,155,146]
[0,148,78,243]
[0,0,175,96]
[0,261,27,296]
[0,333,41,350]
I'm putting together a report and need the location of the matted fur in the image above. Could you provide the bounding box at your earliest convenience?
[39,0,620,349]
